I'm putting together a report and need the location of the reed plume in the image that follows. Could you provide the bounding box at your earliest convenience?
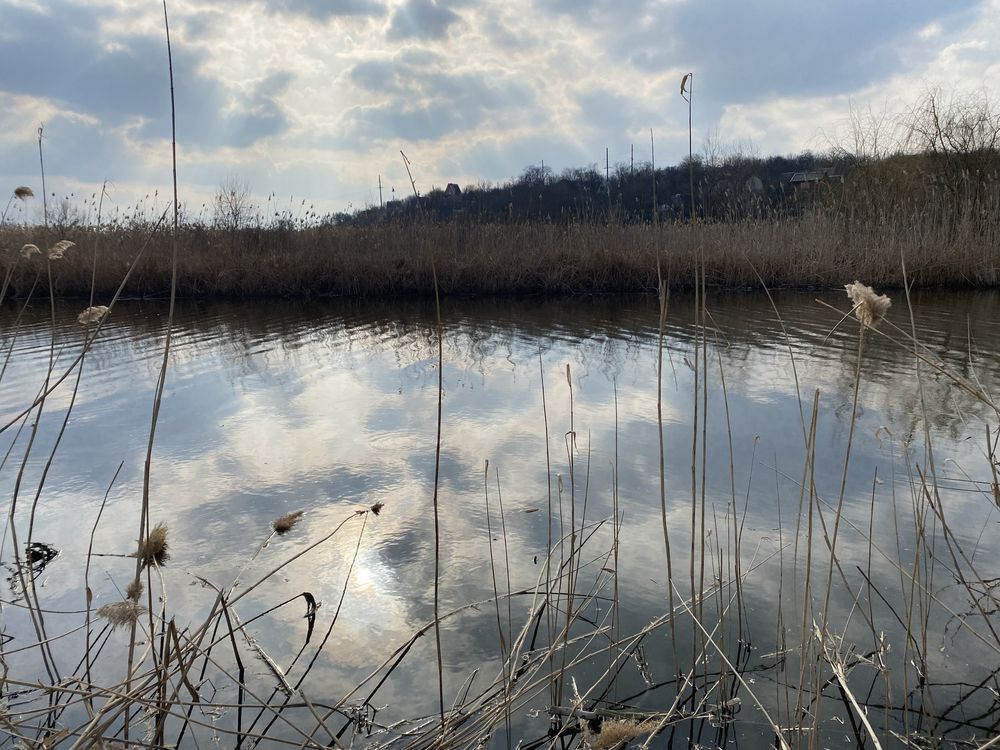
[125,578,144,602]
[844,281,891,329]
[96,600,144,630]
[271,510,304,534]
[47,239,75,259]
[14,186,34,199]
[135,522,169,567]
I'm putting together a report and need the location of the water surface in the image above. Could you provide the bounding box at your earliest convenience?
[1,290,998,748]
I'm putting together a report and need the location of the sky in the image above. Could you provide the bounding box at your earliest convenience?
[1,0,999,218]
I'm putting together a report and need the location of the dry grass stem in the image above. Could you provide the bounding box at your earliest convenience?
[845,281,892,329]
[135,521,169,567]
[271,510,304,534]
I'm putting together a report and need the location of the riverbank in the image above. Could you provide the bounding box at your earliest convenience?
[2,207,998,299]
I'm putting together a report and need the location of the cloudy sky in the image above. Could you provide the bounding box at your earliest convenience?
[1,0,998,217]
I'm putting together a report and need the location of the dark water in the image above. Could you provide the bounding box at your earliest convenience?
[1,291,999,748]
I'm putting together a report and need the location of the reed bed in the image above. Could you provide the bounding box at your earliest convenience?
[1,198,999,300]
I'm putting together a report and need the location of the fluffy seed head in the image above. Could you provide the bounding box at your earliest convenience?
[136,522,169,568]
[126,578,144,601]
[47,239,75,259]
[20,244,40,259]
[97,600,144,630]
[845,281,892,329]
[14,186,34,199]
[272,510,304,535]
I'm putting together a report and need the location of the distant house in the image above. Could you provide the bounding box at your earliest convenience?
[445,183,462,197]
[782,167,841,199]
[782,167,841,186]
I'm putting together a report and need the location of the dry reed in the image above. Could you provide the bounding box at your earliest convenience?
[134,521,169,567]
[271,509,304,534]
[0,203,997,298]
[96,599,145,630]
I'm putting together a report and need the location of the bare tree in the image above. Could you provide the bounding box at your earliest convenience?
[904,87,1000,155]
[212,176,253,231]
[828,100,903,163]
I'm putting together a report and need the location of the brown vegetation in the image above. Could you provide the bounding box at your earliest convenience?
[1,199,998,300]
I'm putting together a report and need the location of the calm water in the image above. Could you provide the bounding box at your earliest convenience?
[1,291,999,748]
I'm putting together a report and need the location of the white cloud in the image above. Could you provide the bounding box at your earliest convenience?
[0,0,997,212]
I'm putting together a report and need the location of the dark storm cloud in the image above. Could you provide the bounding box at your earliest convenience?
[387,0,460,40]
[0,3,291,153]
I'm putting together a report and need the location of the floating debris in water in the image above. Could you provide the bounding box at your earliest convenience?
[77,305,110,325]
[4,542,59,600]
[26,542,58,566]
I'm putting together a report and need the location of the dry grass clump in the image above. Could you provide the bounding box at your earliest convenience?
[96,599,144,631]
[587,719,659,749]
[77,305,109,325]
[135,522,169,568]
[125,577,144,602]
[271,510,304,534]
[47,239,75,259]
[845,281,892,329]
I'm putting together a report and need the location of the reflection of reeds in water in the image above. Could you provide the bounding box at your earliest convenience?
[4,276,1000,748]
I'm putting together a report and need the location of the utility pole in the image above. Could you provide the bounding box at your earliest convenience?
[378,174,383,208]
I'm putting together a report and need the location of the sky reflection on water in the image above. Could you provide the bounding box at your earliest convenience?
[1,290,999,746]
